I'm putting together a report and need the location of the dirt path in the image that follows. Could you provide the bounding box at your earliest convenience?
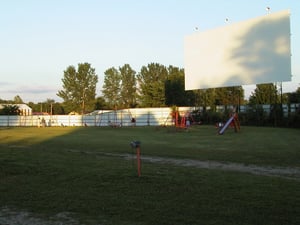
[88,151,300,181]
[0,207,79,225]
[139,155,300,180]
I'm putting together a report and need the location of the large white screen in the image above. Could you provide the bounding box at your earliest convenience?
[184,10,291,90]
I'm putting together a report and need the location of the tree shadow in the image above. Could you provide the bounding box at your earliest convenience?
[225,10,291,86]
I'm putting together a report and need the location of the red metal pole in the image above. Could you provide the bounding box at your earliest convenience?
[137,146,141,177]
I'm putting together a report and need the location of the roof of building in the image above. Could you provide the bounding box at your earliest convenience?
[0,103,32,110]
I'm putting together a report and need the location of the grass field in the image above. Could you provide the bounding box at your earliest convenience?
[0,125,299,225]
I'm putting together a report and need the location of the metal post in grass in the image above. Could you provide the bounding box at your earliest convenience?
[130,141,141,177]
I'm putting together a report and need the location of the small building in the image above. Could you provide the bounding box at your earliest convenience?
[0,104,32,116]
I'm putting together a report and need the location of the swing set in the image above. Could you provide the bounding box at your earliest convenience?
[171,109,194,129]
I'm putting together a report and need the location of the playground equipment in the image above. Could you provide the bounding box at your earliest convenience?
[171,108,194,129]
[218,109,240,135]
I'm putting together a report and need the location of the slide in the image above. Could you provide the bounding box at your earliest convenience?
[218,115,235,135]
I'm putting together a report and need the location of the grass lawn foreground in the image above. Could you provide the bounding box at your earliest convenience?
[0,125,299,225]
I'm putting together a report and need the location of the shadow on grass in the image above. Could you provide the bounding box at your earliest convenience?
[0,126,300,225]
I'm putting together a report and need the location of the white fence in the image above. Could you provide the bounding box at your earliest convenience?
[1,104,299,127]
[0,107,196,127]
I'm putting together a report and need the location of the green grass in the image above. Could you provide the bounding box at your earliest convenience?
[0,126,300,225]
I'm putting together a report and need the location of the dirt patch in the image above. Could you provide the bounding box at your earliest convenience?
[138,155,300,180]
[69,150,300,181]
[0,207,79,225]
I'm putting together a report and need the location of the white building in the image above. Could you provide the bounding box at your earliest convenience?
[0,104,32,115]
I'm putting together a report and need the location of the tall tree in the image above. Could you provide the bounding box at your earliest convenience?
[119,64,137,108]
[249,83,278,105]
[287,87,300,104]
[165,66,184,106]
[57,62,98,114]
[94,96,108,110]
[13,95,24,104]
[137,63,168,107]
[194,89,216,109]
[194,86,244,111]
[215,86,244,106]
[165,66,195,106]
[102,67,121,109]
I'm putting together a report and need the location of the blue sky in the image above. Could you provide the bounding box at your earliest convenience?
[0,0,299,103]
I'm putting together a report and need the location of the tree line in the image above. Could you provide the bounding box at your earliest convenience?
[1,62,300,117]
[56,62,247,113]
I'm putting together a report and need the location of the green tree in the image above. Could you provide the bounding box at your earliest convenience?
[0,105,19,115]
[137,63,168,107]
[102,67,121,109]
[194,89,216,109]
[119,64,137,108]
[249,83,278,105]
[13,95,24,104]
[94,96,108,110]
[57,62,98,114]
[28,100,65,115]
[0,98,11,104]
[288,87,300,104]
[27,102,40,113]
[215,86,244,108]
[193,86,244,111]
[43,99,64,115]
[51,102,65,115]
[165,66,195,106]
